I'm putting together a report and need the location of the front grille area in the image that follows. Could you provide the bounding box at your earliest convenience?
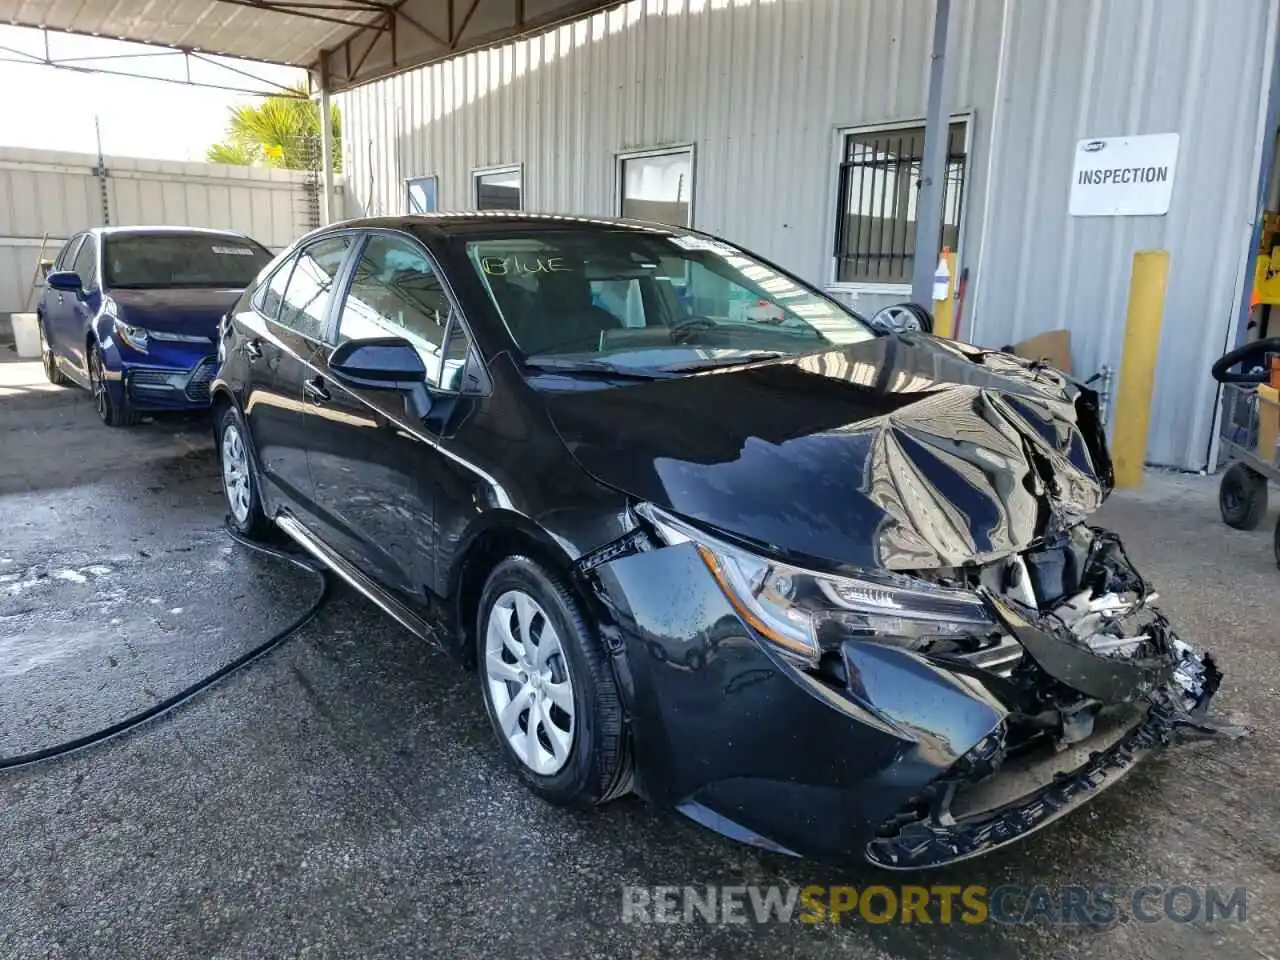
[184,358,216,404]
[955,634,1024,678]
[129,369,176,391]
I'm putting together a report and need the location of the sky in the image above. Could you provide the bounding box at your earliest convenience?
[0,27,305,162]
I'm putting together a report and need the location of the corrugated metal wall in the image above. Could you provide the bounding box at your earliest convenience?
[343,0,1004,284]
[970,0,1278,471]
[340,0,1278,470]
[0,146,316,318]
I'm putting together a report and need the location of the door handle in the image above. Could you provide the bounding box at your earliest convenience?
[244,338,264,361]
[303,377,331,405]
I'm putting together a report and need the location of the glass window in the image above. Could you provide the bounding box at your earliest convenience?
[255,258,294,322]
[276,236,352,339]
[439,321,473,392]
[406,176,438,214]
[833,122,967,284]
[462,229,872,369]
[336,234,452,384]
[475,167,522,210]
[619,150,692,227]
[71,235,97,288]
[55,235,83,271]
[102,233,274,289]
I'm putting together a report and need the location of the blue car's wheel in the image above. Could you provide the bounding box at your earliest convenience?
[38,317,69,386]
[88,343,141,427]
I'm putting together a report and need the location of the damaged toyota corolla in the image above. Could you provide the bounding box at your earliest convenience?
[213,214,1234,869]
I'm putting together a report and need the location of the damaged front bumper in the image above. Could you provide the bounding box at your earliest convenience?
[583,519,1242,869]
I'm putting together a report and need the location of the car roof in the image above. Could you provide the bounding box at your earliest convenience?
[90,225,255,239]
[321,212,687,241]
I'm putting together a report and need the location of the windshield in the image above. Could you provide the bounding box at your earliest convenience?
[462,229,874,372]
[103,233,273,289]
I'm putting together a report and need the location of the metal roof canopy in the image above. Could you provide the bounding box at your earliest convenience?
[0,1,617,94]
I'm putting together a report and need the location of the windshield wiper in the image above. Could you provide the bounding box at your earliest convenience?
[522,357,678,380]
[659,351,787,373]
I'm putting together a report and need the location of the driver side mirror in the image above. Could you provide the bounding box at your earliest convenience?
[329,336,428,390]
[46,270,83,293]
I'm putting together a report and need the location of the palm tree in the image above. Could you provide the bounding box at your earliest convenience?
[206,83,342,172]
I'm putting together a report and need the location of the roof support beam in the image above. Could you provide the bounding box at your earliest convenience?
[211,0,388,31]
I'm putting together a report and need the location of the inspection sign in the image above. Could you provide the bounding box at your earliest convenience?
[1069,133,1179,216]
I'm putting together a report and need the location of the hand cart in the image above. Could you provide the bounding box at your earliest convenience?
[1211,338,1280,566]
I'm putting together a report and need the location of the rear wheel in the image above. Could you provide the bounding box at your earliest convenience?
[218,406,271,539]
[38,317,68,386]
[88,344,141,427]
[477,556,627,807]
[1219,462,1267,530]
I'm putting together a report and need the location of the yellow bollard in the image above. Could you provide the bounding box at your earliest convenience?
[1111,250,1170,489]
[933,249,958,338]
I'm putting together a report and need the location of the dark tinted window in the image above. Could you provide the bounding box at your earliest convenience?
[276,237,351,339]
[255,258,294,322]
[71,235,97,288]
[475,168,522,210]
[55,235,83,270]
[337,234,452,381]
[102,233,273,289]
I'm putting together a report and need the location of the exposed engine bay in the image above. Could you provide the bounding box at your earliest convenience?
[865,524,1237,870]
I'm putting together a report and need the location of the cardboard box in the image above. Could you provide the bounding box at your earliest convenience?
[1009,329,1073,375]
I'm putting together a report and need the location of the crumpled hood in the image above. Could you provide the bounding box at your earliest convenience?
[107,288,242,338]
[539,335,1113,571]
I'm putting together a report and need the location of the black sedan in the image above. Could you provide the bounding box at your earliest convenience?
[211,214,1226,868]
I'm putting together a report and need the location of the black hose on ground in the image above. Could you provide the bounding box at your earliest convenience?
[0,521,329,772]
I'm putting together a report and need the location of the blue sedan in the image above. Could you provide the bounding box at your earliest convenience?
[37,226,274,426]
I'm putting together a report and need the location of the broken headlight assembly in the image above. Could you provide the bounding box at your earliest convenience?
[636,503,997,666]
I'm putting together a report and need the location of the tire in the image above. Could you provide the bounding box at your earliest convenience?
[217,405,272,540]
[88,343,142,427]
[1273,516,1280,569]
[1219,462,1268,530]
[477,556,627,807]
[37,317,69,386]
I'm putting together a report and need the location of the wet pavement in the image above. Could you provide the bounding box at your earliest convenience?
[0,352,1277,959]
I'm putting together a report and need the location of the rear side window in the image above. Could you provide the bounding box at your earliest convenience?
[276,237,351,339]
[254,259,294,321]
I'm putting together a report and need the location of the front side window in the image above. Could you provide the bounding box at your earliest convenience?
[71,235,98,288]
[102,233,274,289]
[55,235,84,271]
[475,166,522,211]
[833,122,967,284]
[463,229,873,371]
[619,149,692,227]
[336,234,453,384]
[276,236,352,339]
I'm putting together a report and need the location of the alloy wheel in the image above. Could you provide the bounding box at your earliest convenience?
[221,423,253,523]
[484,589,576,776]
[89,349,108,419]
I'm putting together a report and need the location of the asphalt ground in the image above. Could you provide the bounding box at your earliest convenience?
[1,349,1277,959]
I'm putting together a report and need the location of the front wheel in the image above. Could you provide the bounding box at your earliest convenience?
[477,556,628,807]
[38,318,68,386]
[88,344,141,427]
[218,406,271,540]
[1219,462,1267,530]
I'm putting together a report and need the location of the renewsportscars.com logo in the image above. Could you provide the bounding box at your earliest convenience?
[621,884,1248,926]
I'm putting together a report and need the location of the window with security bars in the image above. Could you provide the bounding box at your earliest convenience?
[833,122,967,285]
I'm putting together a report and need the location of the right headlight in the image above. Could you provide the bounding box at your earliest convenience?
[636,504,997,667]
